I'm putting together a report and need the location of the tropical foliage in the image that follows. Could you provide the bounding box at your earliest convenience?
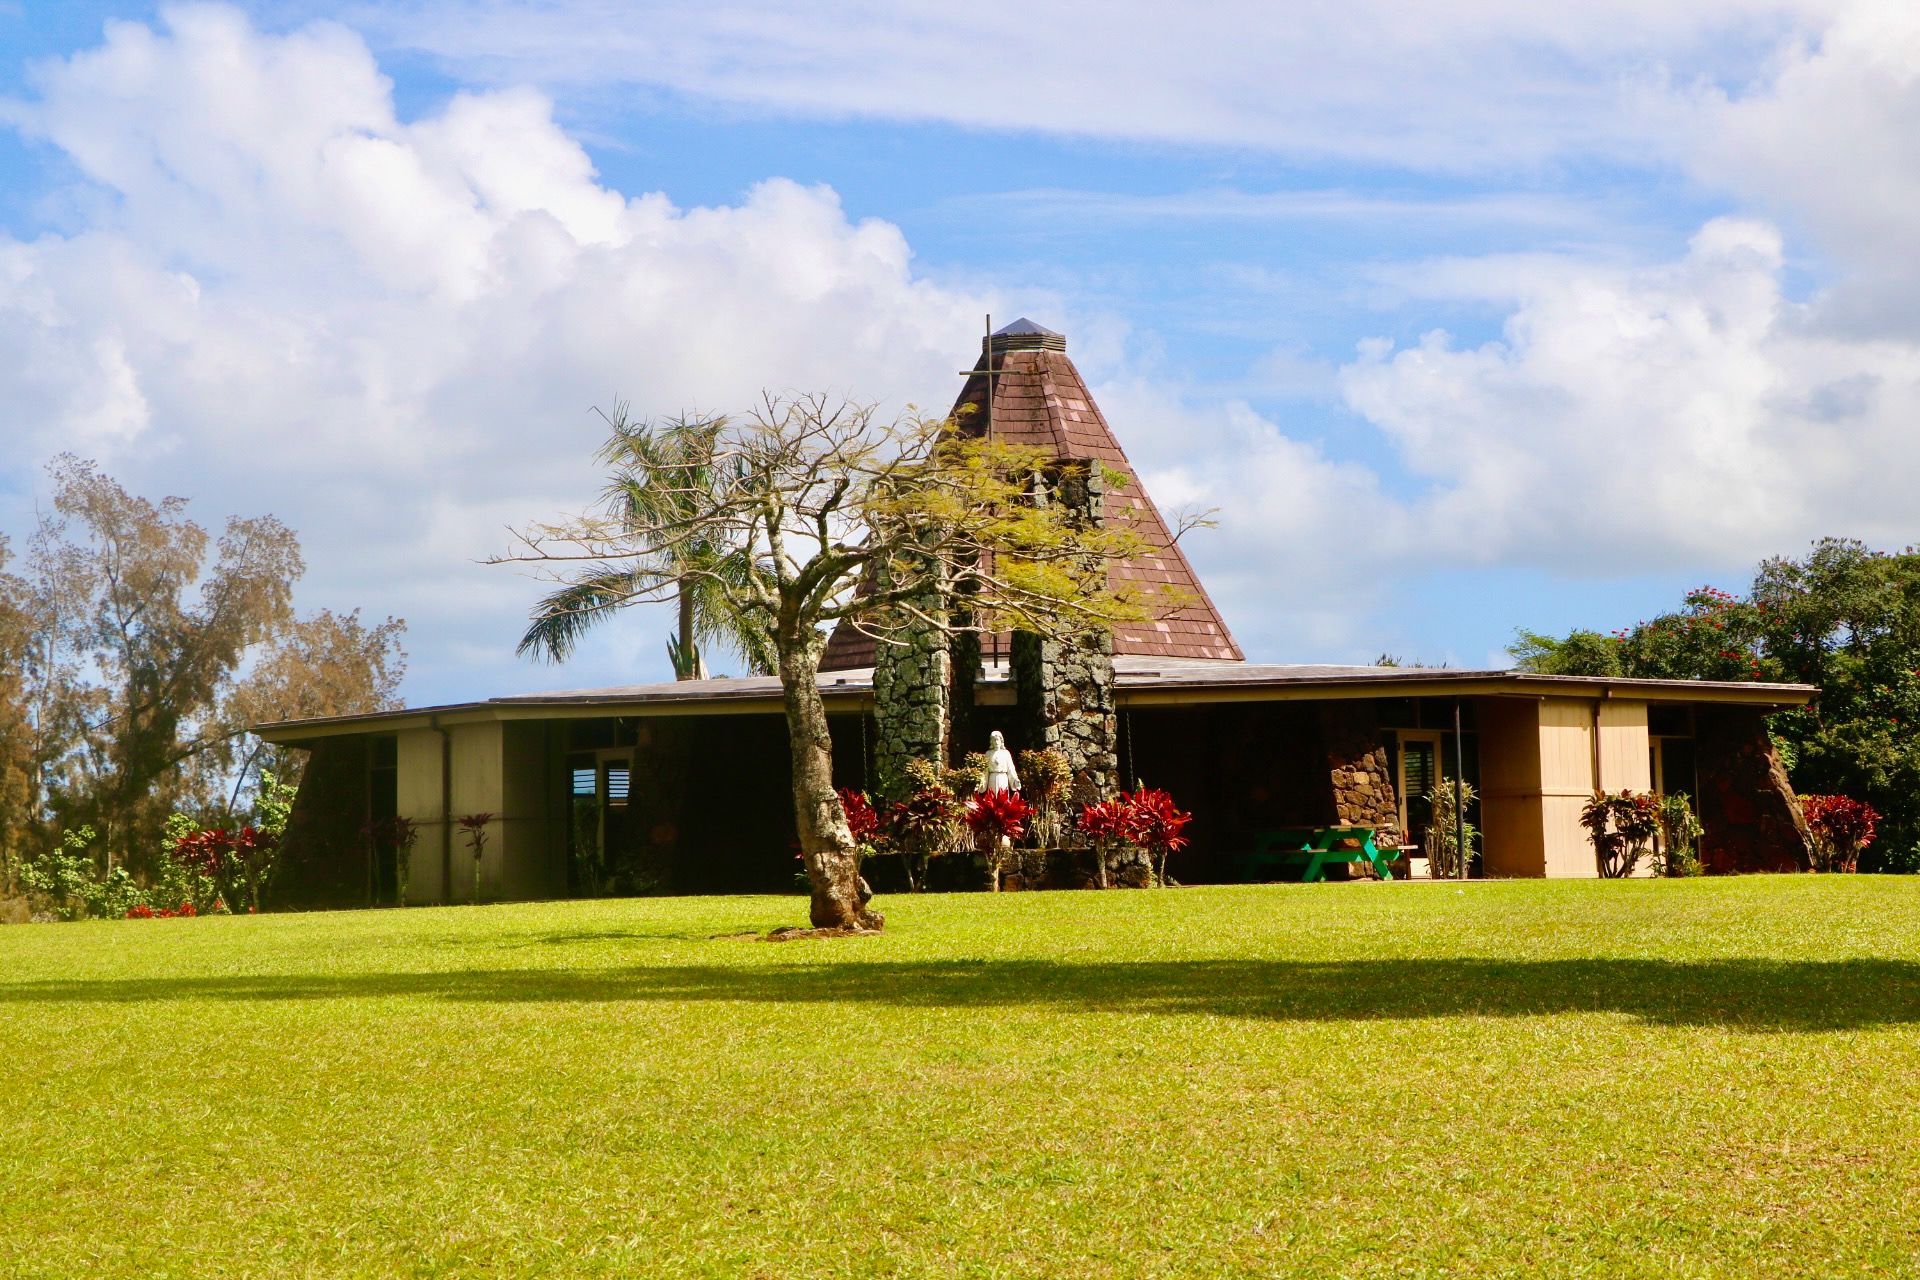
[1801,794,1879,874]
[0,457,402,896]
[1514,538,1920,869]
[1580,790,1661,879]
[1424,780,1478,880]
[517,411,775,679]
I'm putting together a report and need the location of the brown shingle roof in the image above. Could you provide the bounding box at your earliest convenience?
[822,323,1242,669]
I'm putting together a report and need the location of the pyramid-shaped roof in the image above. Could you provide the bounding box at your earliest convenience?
[821,321,1243,670]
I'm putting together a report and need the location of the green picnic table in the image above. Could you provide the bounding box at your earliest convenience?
[1237,826,1399,882]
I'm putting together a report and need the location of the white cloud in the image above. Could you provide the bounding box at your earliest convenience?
[0,5,992,701]
[1338,217,1920,570]
[363,0,1835,171]
[1690,2,1920,331]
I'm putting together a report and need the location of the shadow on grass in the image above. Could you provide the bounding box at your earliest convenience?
[3,957,1918,1031]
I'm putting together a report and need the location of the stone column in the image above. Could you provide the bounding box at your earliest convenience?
[872,588,952,798]
[1012,627,1119,807]
[1010,456,1119,810]
[1317,703,1400,850]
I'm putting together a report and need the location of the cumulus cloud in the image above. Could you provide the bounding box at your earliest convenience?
[0,5,991,700]
[1339,217,1920,570]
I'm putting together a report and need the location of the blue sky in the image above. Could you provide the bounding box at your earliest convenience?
[3,1,1915,704]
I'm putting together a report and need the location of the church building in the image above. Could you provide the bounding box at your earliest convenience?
[259,321,1816,907]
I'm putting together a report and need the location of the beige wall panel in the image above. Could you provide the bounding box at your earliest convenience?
[1473,697,1546,876]
[447,721,506,903]
[1537,697,1596,795]
[1597,700,1652,793]
[1481,795,1545,877]
[1542,794,1598,877]
[396,728,447,904]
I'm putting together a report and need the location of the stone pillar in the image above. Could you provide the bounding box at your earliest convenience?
[872,590,952,799]
[1694,706,1813,873]
[1010,456,1119,810]
[1317,703,1400,850]
[1013,627,1119,807]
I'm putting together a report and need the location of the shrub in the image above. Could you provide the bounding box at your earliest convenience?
[964,789,1031,890]
[361,815,421,906]
[1124,787,1193,887]
[835,789,891,875]
[1581,791,1660,879]
[1424,782,1479,880]
[1074,798,1134,889]
[19,827,105,921]
[1016,749,1072,847]
[457,813,497,903]
[171,825,282,914]
[883,761,966,892]
[1655,793,1705,877]
[1801,794,1879,873]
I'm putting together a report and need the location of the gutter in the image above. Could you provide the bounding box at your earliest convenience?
[431,713,452,905]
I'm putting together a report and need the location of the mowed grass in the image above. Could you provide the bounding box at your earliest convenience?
[3,880,1920,1278]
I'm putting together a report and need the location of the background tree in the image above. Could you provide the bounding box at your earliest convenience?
[0,457,405,880]
[518,411,775,679]
[500,394,1162,931]
[1513,537,1920,868]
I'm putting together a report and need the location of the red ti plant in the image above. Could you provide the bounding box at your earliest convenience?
[1074,798,1138,890]
[169,827,278,913]
[361,815,421,906]
[836,788,882,852]
[1801,794,1879,873]
[1124,787,1193,887]
[457,814,496,904]
[964,790,1031,891]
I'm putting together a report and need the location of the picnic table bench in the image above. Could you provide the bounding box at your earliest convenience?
[1237,826,1400,883]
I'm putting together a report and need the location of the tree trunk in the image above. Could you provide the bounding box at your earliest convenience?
[779,640,882,931]
[673,587,706,680]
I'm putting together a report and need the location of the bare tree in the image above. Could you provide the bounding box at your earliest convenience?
[498,395,1162,931]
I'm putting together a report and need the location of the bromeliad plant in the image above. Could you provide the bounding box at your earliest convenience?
[1801,794,1879,873]
[1580,790,1661,879]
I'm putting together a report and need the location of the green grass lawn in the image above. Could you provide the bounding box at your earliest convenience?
[3,879,1919,1278]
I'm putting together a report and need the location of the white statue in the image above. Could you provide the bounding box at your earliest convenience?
[982,731,1021,795]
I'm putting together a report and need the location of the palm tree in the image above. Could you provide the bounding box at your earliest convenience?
[517,410,775,677]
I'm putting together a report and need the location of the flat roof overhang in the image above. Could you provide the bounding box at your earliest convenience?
[254,663,1815,746]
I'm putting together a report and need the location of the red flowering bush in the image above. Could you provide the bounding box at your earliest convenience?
[965,789,1030,845]
[1074,788,1194,887]
[1802,794,1879,873]
[836,788,882,849]
[168,825,280,913]
[965,789,1030,889]
[880,763,964,892]
[1580,791,1661,878]
[1124,787,1193,886]
[128,900,200,920]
